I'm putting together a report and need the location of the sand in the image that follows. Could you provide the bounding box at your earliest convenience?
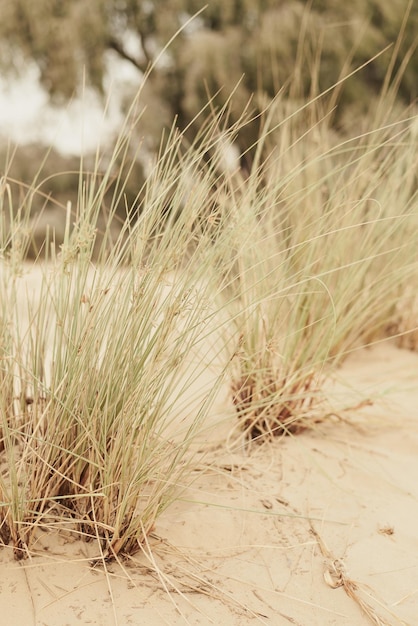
[0,338,417,626]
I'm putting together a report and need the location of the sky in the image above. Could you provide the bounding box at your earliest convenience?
[0,51,140,155]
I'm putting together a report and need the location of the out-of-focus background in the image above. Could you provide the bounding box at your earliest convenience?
[0,0,416,211]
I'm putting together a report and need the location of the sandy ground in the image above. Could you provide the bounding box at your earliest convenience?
[0,338,417,626]
[1,266,417,625]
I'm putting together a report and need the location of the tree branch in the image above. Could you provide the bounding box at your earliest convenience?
[107,37,148,74]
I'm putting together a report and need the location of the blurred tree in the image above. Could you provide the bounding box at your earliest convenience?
[0,0,416,147]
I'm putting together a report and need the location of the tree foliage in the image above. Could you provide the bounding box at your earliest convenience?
[0,0,417,144]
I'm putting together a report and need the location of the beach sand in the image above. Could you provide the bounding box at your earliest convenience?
[1,334,417,626]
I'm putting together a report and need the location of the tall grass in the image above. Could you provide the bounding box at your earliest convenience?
[206,95,418,439]
[0,49,417,561]
[0,107,239,559]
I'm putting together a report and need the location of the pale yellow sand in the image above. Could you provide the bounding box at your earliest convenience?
[1,265,417,625]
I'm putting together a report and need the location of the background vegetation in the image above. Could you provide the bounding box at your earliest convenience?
[1,2,417,117]
[0,0,417,175]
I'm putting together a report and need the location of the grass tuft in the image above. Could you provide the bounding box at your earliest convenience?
[0,46,417,559]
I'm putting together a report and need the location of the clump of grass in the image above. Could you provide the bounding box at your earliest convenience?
[209,89,418,440]
[1,36,417,563]
[0,102,240,559]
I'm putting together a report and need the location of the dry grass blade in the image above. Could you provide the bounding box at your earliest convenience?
[310,522,403,626]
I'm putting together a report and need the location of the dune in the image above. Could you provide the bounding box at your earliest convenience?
[1,327,417,626]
